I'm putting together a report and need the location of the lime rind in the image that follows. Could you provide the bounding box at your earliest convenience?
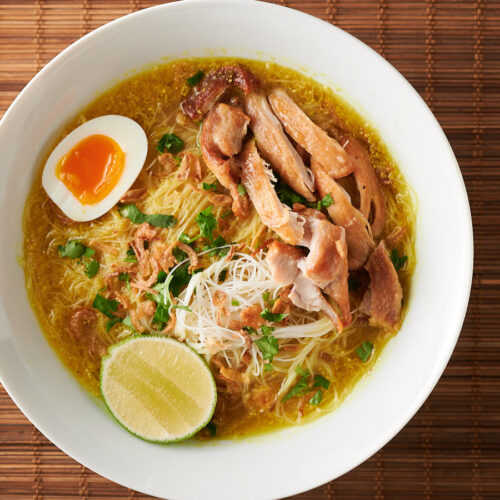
[100,335,217,444]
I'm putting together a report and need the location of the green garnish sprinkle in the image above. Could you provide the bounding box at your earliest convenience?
[187,70,204,86]
[390,248,408,272]
[356,341,374,362]
[119,204,176,228]
[156,133,184,154]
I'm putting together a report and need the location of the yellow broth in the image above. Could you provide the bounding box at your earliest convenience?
[23,57,416,439]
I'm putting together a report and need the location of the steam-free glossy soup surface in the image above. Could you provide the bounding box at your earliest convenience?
[23,58,415,438]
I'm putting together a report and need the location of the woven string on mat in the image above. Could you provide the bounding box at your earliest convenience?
[1,1,499,499]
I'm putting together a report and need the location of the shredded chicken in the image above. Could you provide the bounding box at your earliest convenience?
[244,91,315,201]
[240,139,304,245]
[265,241,343,331]
[120,187,147,203]
[177,152,203,182]
[295,207,351,326]
[181,64,260,121]
[269,88,353,178]
[361,241,403,330]
[341,135,386,237]
[201,103,251,219]
[310,157,375,269]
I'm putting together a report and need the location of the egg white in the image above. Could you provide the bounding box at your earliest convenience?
[42,115,148,222]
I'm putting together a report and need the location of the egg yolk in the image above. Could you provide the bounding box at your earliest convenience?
[56,134,125,205]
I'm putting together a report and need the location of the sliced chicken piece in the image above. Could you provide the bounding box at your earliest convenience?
[244,92,315,201]
[181,64,260,121]
[361,241,403,330]
[268,88,353,178]
[310,157,375,270]
[201,103,250,219]
[295,207,351,326]
[341,135,386,237]
[240,139,304,245]
[265,241,342,331]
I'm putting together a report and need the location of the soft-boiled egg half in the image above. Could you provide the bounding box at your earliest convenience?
[42,115,148,222]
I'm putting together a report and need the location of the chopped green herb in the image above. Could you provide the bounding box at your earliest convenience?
[313,374,330,390]
[178,232,200,245]
[118,272,130,291]
[320,193,334,208]
[255,334,279,362]
[196,206,217,242]
[218,269,227,282]
[242,326,257,335]
[275,181,307,208]
[309,389,323,405]
[156,270,167,284]
[356,341,373,362]
[58,240,94,259]
[231,299,240,306]
[260,308,289,323]
[153,302,170,325]
[124,248,138,263]
[260,325,275,336]
[203,182,218,192]
[390,248,408,272]
[172,246,188,262]
[348,277,361,292]
[261,291,277,307]
[221,210,233,218]
[207,235,229,257]
[119,204,176,228]
[283,367,311,402]
[295,365,309,377]
[264,363,273,372]
[173,304,192,312]
[122,315,137,332]
[105,317,122,332]
[83,247,95,258]
[156,133,184,154]
[92,293,120,319]
[206,420,217,437]
[187,70,204,86]
[169,263,193,297]
[237,184,246,196]
[84,259,100,278]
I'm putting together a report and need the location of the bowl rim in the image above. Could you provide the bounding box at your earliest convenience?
[0,0,474,498]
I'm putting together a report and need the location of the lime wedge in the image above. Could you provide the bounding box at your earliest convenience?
[100,335,216,443]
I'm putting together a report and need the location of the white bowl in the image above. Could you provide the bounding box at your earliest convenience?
[0,1,473,499]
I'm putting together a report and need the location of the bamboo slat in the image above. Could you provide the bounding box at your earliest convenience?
[1,1,499,498]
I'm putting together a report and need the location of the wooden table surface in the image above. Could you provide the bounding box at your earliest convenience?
[1,1,499,498]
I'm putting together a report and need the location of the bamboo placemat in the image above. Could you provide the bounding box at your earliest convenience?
[1,0,499,498]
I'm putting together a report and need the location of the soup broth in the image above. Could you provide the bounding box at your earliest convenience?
[23,58,415,438]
